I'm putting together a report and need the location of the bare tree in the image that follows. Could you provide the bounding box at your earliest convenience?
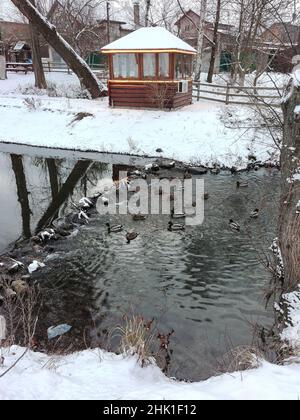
[10,0,103,98]
[279,79,300,291]
[29,0,47,89]
[207,0,221,83]
[194,0,207,81]
[145,0,151,26]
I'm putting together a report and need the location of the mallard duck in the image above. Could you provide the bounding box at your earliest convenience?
[79,197,93,209]
[38,228,56,242]
[171,209,186,219]
[210,166,221,175]
[168,222,185,231]
[106,223,123,233]
[126,232,139,244]
[229,219,240,232]
[145,163,160,172]
[132,214,147,221]
[237,181,249,188]
[184,170,192,179]
[78,210,90,224]
[250,209,260,219]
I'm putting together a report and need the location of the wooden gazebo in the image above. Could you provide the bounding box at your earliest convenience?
[101,27,196,109]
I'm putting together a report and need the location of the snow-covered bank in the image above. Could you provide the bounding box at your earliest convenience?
[0,73,278,168]
[0,345,299,400]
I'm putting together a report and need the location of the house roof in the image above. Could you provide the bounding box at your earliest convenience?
[101,27,197,53]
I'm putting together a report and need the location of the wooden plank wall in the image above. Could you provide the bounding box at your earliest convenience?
[109,81,193,109]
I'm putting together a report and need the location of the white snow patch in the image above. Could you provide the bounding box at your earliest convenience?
[1,346,300,400]
[102,27,196,53]
[281,288,300,351]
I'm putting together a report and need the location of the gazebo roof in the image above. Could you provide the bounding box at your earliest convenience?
[102,27,197,54]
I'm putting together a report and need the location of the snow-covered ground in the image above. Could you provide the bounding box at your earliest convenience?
[0,73,278,169]
[0,346,299,400]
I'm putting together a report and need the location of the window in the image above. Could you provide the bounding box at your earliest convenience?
[143,53,156,78]
[175,54,193,79]
[113,53,139,79]
[158,53,169,78]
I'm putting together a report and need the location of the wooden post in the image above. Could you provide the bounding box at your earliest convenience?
[225,83,230,105]
[197,82,201,101]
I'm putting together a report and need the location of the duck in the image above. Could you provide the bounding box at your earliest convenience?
[229,219,241,232]
[203,193,210,200]
[168,222,185,231]
[237,181,249,188]
[171,209,186,219]
[106,223,123,233]
[250,209,260,219]
[145,163,160,172]
[38,228,56,242]
[79,197,93,209]
[126,232,139,244]
[132,214,147,221]
[210,165,221,175]
[78,210,90,223]
[184,170,192,179]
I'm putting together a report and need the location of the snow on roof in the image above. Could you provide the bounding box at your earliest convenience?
[102,27,196,53]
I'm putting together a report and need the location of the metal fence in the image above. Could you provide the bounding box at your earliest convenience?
[193,81,284,108]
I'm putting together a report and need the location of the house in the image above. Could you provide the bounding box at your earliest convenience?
[101,26,196,109]
[258,22,299,72]
[47,0,132,68]
[174,9,234,73]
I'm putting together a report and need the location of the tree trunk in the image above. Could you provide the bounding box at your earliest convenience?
[36,160,92,232]
[145,0,151,27]
[29,0,47,89]
[10,154,32,239]
[10,0,102,99]
[194,0,207,82]
[207,0,221,83]
[279,82,300,291]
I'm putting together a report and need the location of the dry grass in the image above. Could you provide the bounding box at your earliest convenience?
[218,345,264,374]
[0,276,42,348]
[112,314,156,367]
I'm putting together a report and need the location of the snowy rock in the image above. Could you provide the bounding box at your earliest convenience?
[28,261,46,274]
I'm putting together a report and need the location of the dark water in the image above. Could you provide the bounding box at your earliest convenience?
[0,144,280,381]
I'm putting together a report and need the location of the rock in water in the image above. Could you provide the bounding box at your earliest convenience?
[47,324,72,341]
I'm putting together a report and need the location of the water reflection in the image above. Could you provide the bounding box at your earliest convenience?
[0,146,280,381]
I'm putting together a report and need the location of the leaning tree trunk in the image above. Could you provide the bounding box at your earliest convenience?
[10,0,102,99]
[279,81,300,291]
[29,0,47,89]
[207,0,221,83]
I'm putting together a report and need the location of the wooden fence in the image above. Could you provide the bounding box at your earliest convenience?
[193,81,284,108]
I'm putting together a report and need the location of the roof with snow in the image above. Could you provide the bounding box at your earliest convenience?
[101,27,196,54]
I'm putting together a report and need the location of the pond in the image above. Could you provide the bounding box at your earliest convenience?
[0,144,280,381]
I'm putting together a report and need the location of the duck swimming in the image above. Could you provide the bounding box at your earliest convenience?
[229,219,240,232]
[171,209,186,219]
[106,223,123,233]
[237,181,249,188]
[132,214,147,221]
[126,232,139,244]
[250,209,260,219]
[168,222,185,231]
